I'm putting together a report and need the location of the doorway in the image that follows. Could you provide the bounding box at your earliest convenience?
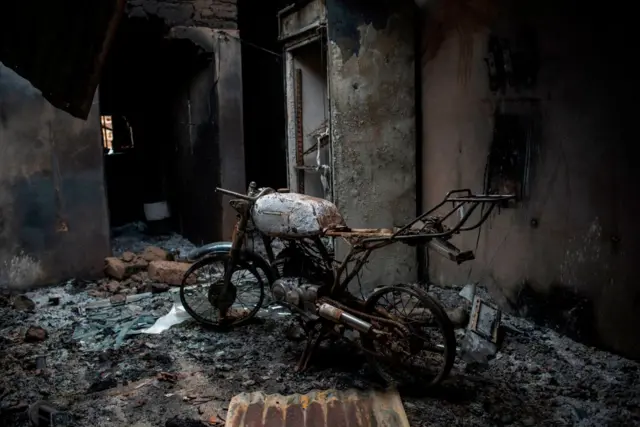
[284,36,331,200]
[99,16,216,242]
[238,0,290,190]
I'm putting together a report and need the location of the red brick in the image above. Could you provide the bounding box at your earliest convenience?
[105,281,121,294]
[105,257,127,280]
[151,283,171,293]
[25,326,47,342]
[121,251,135,262]
[148,261,192,286]
[142,246,169,263]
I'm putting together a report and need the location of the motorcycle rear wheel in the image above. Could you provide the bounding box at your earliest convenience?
[361,285,456,391]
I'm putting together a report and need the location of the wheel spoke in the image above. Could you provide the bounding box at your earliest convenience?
[361,286,455,390]
[180,256,265,328]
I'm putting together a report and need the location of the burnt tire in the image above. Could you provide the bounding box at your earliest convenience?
[361,285,456,391]
[180,254,265,329]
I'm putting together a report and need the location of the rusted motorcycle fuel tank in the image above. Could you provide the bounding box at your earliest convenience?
[251,192,346,238]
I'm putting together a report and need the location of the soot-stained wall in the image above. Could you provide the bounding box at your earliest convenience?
[126,0,236,29]
[0,63,110,289]
[103,3,244,244]
[420,0,640,359]
[171,30,246,244]
[238,0,288,190]
[327,0,417,288]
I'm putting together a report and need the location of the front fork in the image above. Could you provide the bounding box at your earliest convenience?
[229,214,248,262]
[220,204,250,316]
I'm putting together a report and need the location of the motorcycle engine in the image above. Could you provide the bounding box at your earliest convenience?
[271,277,322,312]
[270,242,332,312]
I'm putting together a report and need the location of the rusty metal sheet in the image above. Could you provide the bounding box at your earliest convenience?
[325,228,394,238]
[225,388,409,427]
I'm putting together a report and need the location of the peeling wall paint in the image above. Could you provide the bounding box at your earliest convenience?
[327,0,417,289]
[215,30,247,240]
[420,2,640,358]
[0,62,110,289]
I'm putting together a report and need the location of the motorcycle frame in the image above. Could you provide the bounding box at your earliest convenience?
[216,186,514,375]
[223,188,514,299]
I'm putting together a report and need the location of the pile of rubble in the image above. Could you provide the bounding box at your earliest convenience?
[94,246,192,299]
[1,224,639,426]
[1,279,639,426]
[110,222,196,258]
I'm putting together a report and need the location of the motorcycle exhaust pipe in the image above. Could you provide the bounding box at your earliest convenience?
[317,303,372,334]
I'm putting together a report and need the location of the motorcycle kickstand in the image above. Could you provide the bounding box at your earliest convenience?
[296,324,331,373]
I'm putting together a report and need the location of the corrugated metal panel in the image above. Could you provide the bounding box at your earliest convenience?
[224,389,410,427]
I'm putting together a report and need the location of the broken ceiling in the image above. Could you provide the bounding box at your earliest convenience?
[0,0,125,119]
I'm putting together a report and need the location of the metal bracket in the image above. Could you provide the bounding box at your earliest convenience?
[295,69,305,194]
[468,296,501,344]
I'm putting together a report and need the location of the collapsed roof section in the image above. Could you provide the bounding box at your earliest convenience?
[0,0,126,120]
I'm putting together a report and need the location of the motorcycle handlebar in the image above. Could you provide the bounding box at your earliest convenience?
[215,187,274,201]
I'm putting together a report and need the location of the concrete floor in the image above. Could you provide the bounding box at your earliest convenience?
[1,227,639,426]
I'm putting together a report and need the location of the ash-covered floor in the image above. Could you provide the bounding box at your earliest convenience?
[1,226,639,427]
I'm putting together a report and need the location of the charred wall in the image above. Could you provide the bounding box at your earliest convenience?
[420,0,640,358]
[0,63,110,289]
[327,0,418,288]
[170,30,246,243]
[102,0,245,244]
[100,16,175,229]
[238,0,288,190]
[126,0,237,29]
[0,0,125,119]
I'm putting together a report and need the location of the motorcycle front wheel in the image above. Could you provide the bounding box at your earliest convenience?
[180,253,265,329]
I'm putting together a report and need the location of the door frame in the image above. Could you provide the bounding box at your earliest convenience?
[283,31,332,200]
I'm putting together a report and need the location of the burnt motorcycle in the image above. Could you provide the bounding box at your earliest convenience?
[180,183,513,389]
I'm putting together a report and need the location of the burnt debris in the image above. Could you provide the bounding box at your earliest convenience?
[0,279,638,426]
